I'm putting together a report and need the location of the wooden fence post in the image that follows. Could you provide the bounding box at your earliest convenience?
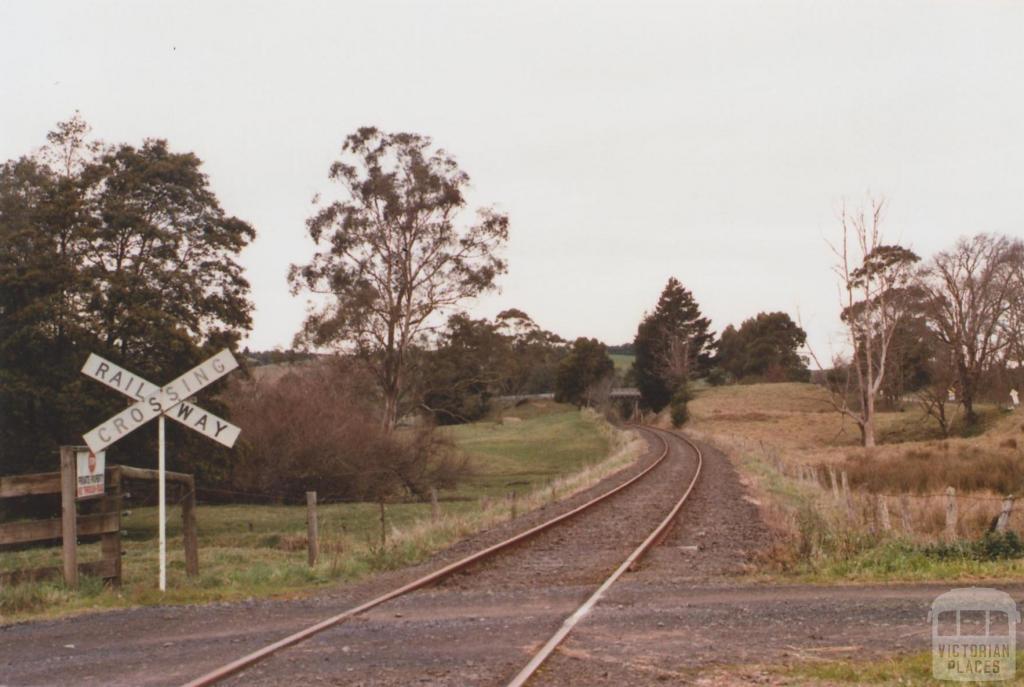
[877,495,892,532]
[430,487,439,521]
[945,487,958,540]
[996,495,1015,533]
[306,491,319,567]
[379,500,387,548]
[60,447,78,589]
[509,491,518,521]
[182,477,199,577]
[840,471,852,517]
[101,466,123,587]
[828,466,839,500]
[899,494,912,534]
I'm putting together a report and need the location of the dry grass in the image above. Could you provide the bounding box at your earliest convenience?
[839,441,1024,495]
[686,382,1024,580]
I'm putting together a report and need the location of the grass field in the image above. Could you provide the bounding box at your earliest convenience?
[687,382,1002,450]
[684,382,1024,582]
[0,402,643,622]
[447,402,613,498]
[610,353,634,373]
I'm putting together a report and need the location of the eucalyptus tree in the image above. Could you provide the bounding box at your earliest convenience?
[819,197,920,448]
[290,128,508,431]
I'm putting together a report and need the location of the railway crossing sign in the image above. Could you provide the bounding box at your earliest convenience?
[82,350,241,453]
[81,349,241,591]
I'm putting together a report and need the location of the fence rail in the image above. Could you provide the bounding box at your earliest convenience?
[0,450,199,589]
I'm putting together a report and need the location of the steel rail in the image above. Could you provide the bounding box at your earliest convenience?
[505,428,703,687]
[182,425,670,687]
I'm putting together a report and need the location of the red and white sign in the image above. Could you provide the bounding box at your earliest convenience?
[75,449,106,499]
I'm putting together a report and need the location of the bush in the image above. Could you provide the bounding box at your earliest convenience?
[923,531,1024,562]
[223,358,468,502]
[670,385,692,427]
[705,367,728,387]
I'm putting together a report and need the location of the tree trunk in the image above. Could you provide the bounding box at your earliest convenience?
[382,390,398,432]
[963,396,978,427]
[958,363,979,427]
[863,395,877,448]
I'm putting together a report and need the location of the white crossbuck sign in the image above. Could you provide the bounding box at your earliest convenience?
[81,350,241,452]
[81,349,241,592]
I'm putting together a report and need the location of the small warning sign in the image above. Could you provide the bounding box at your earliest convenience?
[76,449,106,500]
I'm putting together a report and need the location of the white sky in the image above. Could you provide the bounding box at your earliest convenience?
[3,1,1023,358]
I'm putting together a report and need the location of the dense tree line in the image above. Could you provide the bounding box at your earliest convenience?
[623,221,1022,443]
[554,338,615,407]
[421,310,567,423]
[1,115,254,476]
[717,312,810,383]
[242,348,321,366]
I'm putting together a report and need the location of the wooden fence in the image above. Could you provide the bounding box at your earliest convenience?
[0,448,198,589]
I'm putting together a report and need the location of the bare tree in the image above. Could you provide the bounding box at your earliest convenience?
[290,128,508,431]
[915,340,961,437]
[1002,249,1024,373]
[820,197,920,447]
[921,234,1023,425]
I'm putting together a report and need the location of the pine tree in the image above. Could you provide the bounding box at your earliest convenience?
[632,278,715,411]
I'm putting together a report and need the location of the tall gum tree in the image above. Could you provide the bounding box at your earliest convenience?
[817,197,919,448]
[290,128,508,431]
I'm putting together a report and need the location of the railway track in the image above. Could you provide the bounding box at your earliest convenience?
[506,427,702,686]
[183,425,701,687]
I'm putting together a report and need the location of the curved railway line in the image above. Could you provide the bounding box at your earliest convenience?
[183,425,702,687]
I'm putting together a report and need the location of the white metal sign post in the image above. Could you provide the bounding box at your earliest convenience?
[81,349,241,591]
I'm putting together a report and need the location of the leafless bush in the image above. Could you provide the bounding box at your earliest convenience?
[224,358,468,502]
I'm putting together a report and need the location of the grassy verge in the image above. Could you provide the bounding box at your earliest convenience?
[684,382,1024,583]
[692,428,1024,583]
[773,650,1024,685]
[0,404,644,623]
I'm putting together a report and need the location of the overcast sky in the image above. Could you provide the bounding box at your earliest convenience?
[3,1,1022,358]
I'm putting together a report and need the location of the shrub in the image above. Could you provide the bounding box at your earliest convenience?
[705,368,728,387]
[670,385,692,428]
[223,358,467,503]
[923,531,1024,562]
